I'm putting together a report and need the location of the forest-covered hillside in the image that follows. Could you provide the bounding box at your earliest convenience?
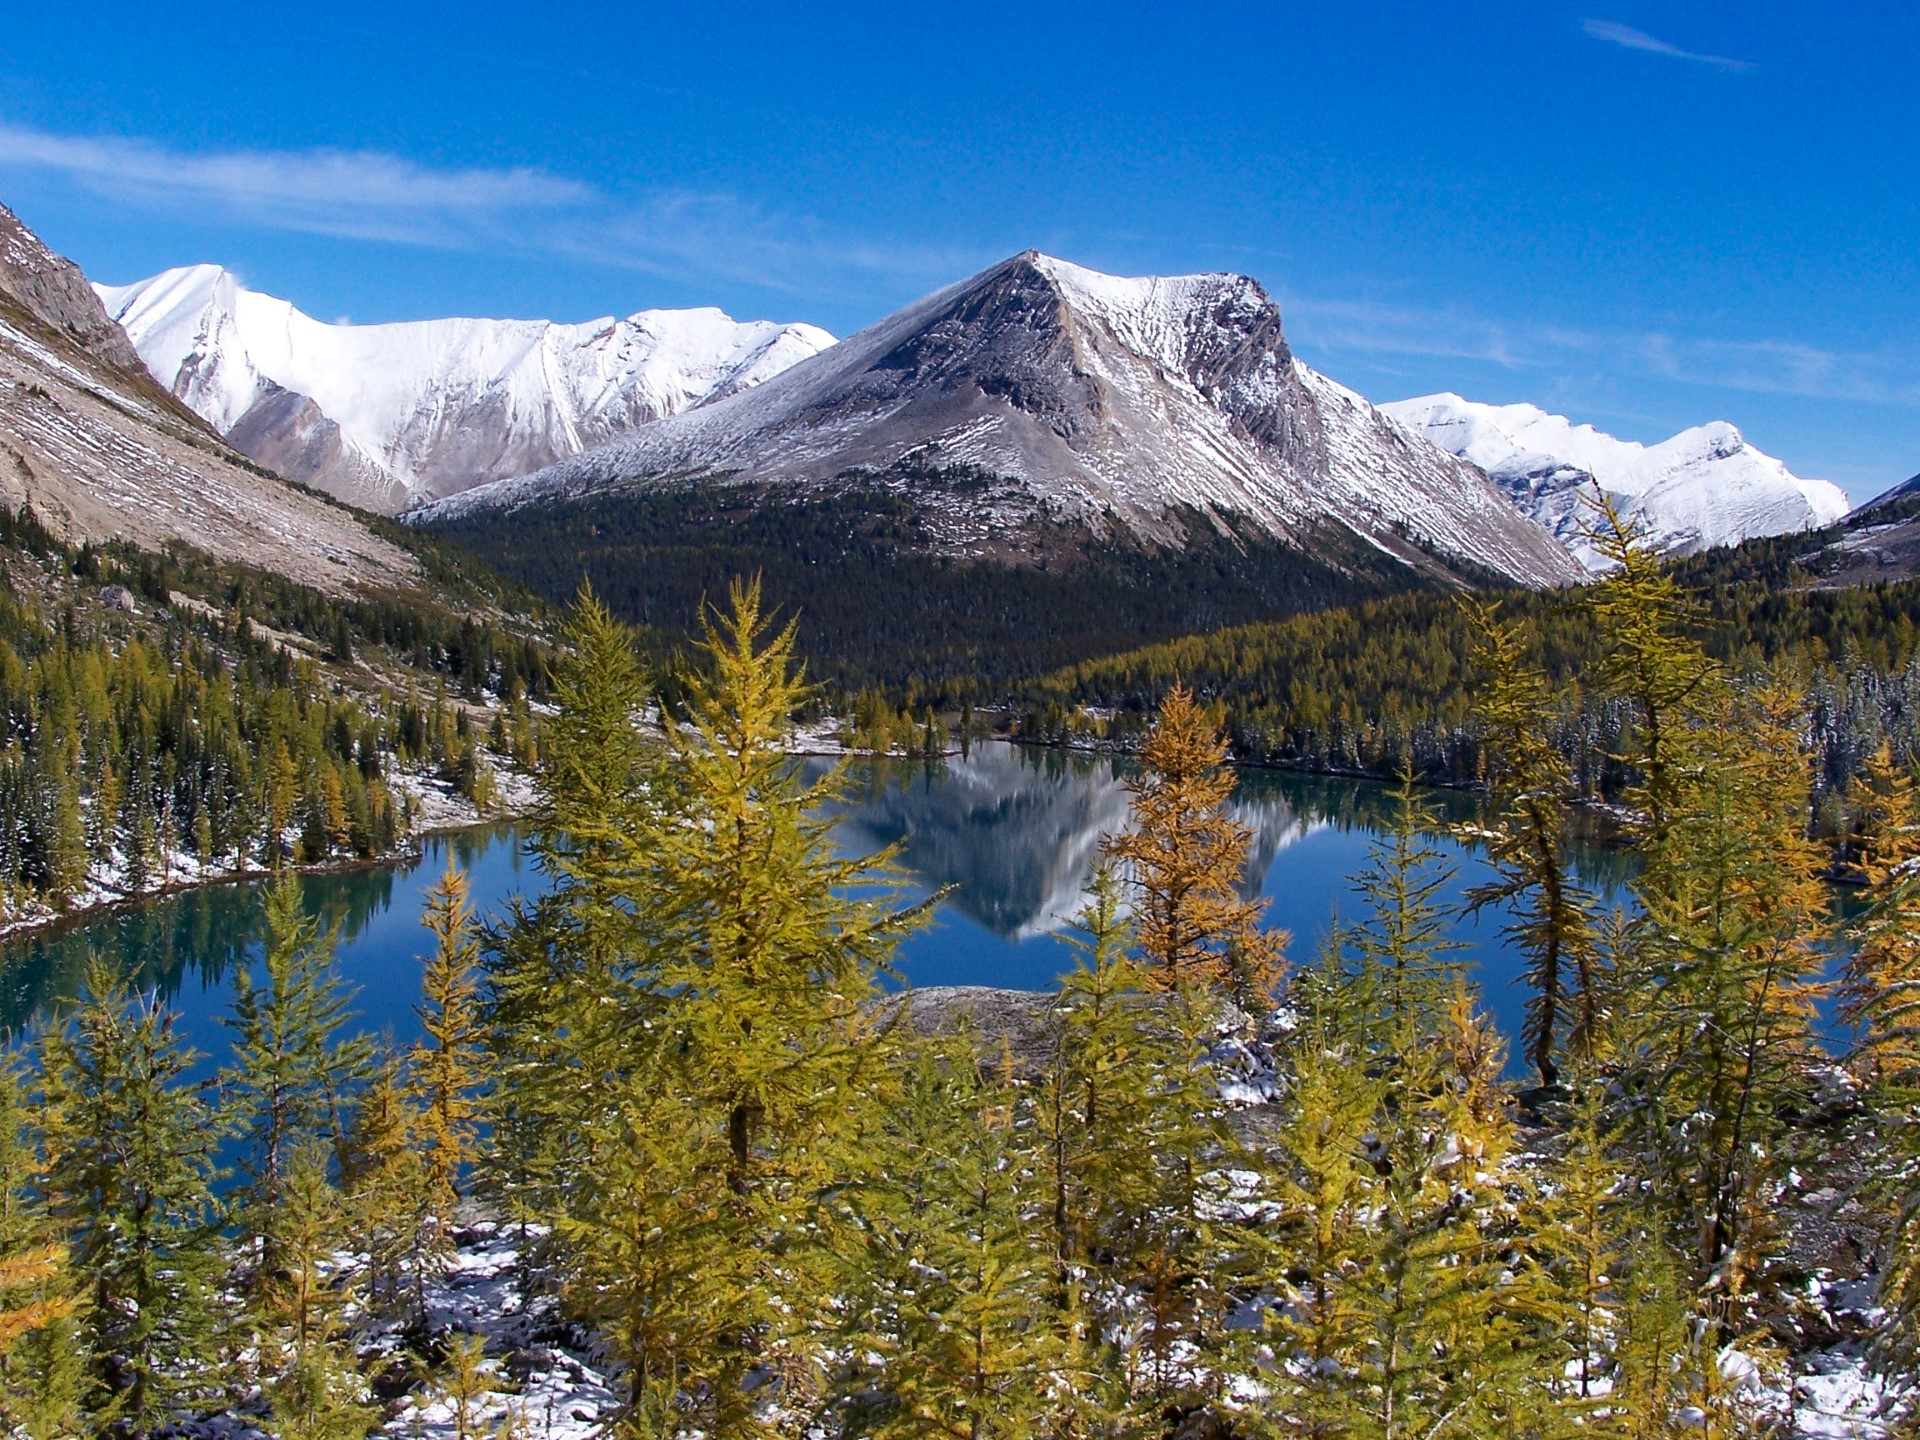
[0,504,548,927]
[1015,546,1920,798]
[423,478,1495,690]
[0,563,1909,1435]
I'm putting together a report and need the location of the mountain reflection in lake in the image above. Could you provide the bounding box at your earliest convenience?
[814,745,1631,1046]
[0,743,1633,1066]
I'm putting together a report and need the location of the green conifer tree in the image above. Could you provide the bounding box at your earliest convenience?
[221,875,372,1289]
[1611,684,1827,1342]
[0,1055,84,1435]
[256,1142,378,1440]
[1585,494,1720,844]
[1124,978,1253,1424]
[411,864,489,1287]
[1838,741,1920,1403]
[834,1040,1061,1439]
[1465,598,1603,1086]
[1251,989,1386,1439]
[1600,1233,1697,1439]
[39,963,229,1433]
[337,1049,428,1323]
[1266,822,1557,1436]
[494,579,924,1437]
[1343,773,1467,1051]
[480,583,661,1253]
[1042,870,1159,1370]
[1339,990,1547,1438]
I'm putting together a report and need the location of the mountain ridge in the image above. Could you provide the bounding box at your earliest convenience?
[0,206,426,596]
[1383,391,1851,569]
[420,251,1583,591]
[95,264,837,512]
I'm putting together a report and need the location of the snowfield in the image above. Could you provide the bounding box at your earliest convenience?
[95,265,836,511]
[1384,392,1852,569]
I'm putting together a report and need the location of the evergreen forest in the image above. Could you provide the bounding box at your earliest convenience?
[423,479,1485,691]
[1016,524,1920,810]
[0,504,546,920]
[1,518,1917,1437]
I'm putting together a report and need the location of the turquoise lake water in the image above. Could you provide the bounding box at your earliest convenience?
[0,743,1638,1070]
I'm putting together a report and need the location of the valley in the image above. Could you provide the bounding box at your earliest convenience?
[0,186,1913,1439]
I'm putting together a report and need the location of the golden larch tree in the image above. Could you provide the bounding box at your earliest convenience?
[1102,683,1285,1007]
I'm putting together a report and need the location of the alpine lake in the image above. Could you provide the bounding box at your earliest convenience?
[1,741,1658,1073]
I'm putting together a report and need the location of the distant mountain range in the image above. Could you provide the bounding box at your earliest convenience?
[0,185,1900,688]
[0,204,423,596]
[96,265,835,513]
[1384,393,1851,570]
[94,249,1862,582]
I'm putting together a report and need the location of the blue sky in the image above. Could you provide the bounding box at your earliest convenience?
[3,2,1914,500]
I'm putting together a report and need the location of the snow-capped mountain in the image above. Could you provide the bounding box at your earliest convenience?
[0,205,421,594]
[420,253,1581,589]
[94,265,836,513]
[1383,393,1851,570]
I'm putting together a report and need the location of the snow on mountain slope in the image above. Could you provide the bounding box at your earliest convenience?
[0,208,422,595]
[94,265,836,512]
[420,252,1582,590]
[1383,393,1851,570]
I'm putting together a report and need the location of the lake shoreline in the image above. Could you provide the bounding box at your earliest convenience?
[0,746,1641,1069]
[0,776,538,947]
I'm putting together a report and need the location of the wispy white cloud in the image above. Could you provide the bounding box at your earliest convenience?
[1580,19,1752,72]
[543,189,990,301]
[1284,292,1920,411]
[0,122,978,305]
[0,124,593,247]
[1280,296,1530,370]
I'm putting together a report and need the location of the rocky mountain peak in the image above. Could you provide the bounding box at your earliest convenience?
[420,253,1582,590]
[94,265,838,513]
[1383,392,1851,568]
[0,203,147,374]
[0,203,425,595]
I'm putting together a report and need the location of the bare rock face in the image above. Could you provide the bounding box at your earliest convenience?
[226,383,410,514]
[885,982,1269,1089]
[423,252,1581,590]
[0,203,424,597]
[889,986,1065,1078]
[0,203,146,374]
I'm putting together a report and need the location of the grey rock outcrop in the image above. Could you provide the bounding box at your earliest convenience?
[0,203,145,374]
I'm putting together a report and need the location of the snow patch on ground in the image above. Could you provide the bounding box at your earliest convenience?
[0,753,536,942]
[382,1225,620,1440]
